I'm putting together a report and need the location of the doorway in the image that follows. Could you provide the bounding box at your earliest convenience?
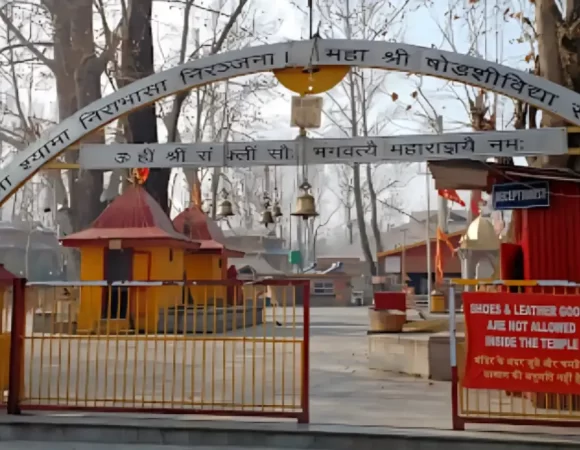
[102,248,133,319]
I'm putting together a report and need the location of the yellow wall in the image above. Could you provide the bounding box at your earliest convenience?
[76,246,211,334]
[131,252,150,333]
[185,254,225,306]
[144,247,185,333]
[77,247,104,333]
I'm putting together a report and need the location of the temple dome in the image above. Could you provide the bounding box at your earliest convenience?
[460,216,500,251]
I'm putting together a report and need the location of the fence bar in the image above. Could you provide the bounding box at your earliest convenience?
[448,282,464,430]
[299,281,310,424]
[7,277,26,414]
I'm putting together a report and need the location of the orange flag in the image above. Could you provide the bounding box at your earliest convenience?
[435,227,456,284]
[438,189,466,207]
[191,175,202,208]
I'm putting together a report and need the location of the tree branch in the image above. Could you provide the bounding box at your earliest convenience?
[0,6,55,72]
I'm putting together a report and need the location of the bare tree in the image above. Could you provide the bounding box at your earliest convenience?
[150,0,280,218]
[0,1,124,232]
[307,0,414,278]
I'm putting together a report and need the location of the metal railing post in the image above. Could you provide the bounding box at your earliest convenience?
[448,281,464,430]
[7,277,26,414]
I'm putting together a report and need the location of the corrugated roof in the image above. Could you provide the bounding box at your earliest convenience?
[61,185,198,246]
[377,229,464,258]
[429,161,580,191]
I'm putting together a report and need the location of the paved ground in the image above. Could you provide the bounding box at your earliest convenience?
[0,444,313,450]
[13,306,580,436]
[18,307,451,428]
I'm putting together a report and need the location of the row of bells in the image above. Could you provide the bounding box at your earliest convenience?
[215,191,318,225]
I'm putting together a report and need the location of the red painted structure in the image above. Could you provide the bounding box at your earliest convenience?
[490,172,580,283]
[61,185,199,250]
[430,161,580,283]
[373,292,406,311]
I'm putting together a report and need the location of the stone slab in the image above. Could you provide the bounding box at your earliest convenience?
[158,305,264,334]
[368,331,466,381]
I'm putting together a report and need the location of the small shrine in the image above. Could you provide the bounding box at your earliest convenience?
[172,204,244,305]
[458,216,501,280]
[61,183,200,334]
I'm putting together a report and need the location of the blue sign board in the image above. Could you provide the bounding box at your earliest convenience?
[492,181,550,210]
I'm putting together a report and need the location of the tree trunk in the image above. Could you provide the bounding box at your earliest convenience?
[535,0,570,168]
[353,163,376,276]
[366,163,384,275]
[125,0,168,212]
[53,0,106,231]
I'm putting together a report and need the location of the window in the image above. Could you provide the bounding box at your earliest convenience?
[313,281,334,296]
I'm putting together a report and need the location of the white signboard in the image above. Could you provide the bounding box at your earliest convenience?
[79,128,568,169]
[1,38,579,205]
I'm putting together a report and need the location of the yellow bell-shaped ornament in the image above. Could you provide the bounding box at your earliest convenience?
[216,189,234,218]
[272,202,283,218]
[291,181,318,220]
[260,209,275,227]
[217,199,234,218]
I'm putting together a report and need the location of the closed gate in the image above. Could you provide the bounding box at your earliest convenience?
[8,279,310,423]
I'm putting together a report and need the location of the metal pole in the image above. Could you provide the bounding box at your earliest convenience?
[425,164,431,307]
[435,116,447,295]
[401,229,407,285]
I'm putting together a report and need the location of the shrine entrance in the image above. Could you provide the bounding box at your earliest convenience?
[0,38,579,204]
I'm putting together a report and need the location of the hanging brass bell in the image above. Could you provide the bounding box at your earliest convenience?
[217,199,234,218]
[291,181,318,219]
[272,203,283,218]
[260,209,275,227]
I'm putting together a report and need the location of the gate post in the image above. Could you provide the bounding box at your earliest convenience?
[448,282,464,430]
[7,277,26,415]
[298,280,310,424]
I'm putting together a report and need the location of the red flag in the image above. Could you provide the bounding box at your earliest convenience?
[470,190,482,217]
[438,189,465,207]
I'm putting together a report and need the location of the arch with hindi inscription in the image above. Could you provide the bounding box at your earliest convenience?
[1,38,578,205]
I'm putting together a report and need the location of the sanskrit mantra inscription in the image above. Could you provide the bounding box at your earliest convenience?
[79,129,567,170]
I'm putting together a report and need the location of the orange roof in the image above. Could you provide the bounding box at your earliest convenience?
[173,205,244,256]
[61,185,200,249]
[377,230,464,258]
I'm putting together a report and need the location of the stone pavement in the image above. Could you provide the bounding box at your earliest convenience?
[20,306,451,428]
[1,414,580,449]
[0,444,312,450]
[10,307,580,443]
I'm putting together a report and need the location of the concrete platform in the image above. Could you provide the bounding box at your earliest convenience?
[1,415,580,449]
[368,331,465,381]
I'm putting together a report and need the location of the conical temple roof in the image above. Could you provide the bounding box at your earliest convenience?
[173,205,226,242]
[173,205,244,255]
[460,216,500,251]
[61,185,199,248]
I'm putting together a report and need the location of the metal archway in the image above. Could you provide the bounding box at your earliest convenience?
[2,38,579,205]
